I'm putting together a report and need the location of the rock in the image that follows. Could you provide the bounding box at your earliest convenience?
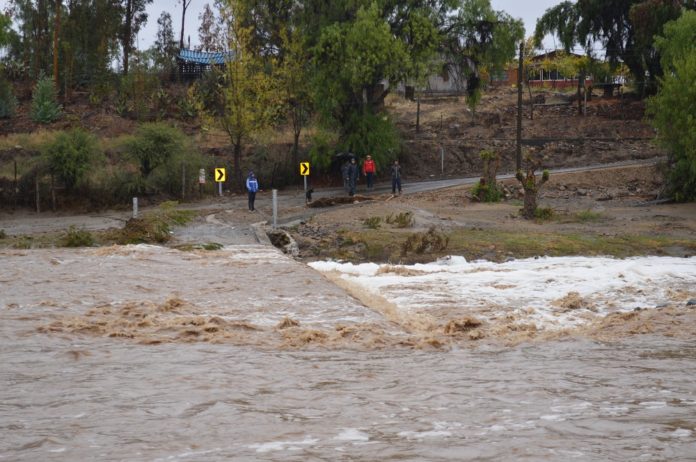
[577,188,589,196]
[559,184,567,191]
[687,299,696,306]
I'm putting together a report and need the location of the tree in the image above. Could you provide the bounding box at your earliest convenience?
[7,0,54,77]
[31,75,62,123]
[214,0,280,190]
[647,11,696,201]
[154,11,177,72]
[535,0,694,96]
[179,0,191,49]
[52,0,61,85]
[60,0,121,93]
[126,123,188,178]
[0,13,12,46]
[401,9,440,132]
[516,152,550,219]
[312,3,408,166]
[276,28,312,170]
[441,0,524,116]
[197,3,220,51]
[43,128,101,191]
[118,0,152,75]
[654,8,696,72]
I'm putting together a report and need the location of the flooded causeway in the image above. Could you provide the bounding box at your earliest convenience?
[1,246,695,460]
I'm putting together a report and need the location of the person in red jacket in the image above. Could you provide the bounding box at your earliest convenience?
[362,154,376,190]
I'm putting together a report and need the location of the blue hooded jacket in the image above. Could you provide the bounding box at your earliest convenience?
[246,173,259,193]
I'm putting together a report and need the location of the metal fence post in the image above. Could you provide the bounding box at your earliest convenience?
[272,189,277,229]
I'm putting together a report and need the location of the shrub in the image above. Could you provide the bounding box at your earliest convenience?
[126,123,187,178]
[575,209,603,222]
[43,129,102,191]
[534,207,554,221]
[151,87,171,120]
[471,181,502,202]
[115,201,194,244]
[13,236,32,249]
[0,79,18,118]
[0,229,7,239]
[342,111,401,170]
[30,76,62,123]
[177,85,201,119]
[61,226,95,247]
[117,67,159,120]
[362,216,382,229]
[401,227,449,255]
[386,211,415,228]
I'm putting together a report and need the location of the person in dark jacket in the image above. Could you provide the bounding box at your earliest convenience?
[341,160,350,193]
[246,171,259,211]
[347,158,359,196]
[390,160,402,195]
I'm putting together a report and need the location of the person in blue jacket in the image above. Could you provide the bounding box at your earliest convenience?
[246,171,259,211]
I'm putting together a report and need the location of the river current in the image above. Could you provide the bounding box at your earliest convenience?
[1,245,695,461]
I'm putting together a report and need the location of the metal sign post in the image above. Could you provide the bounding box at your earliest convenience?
[214,168,226,197]
[272,189,278,229]
[300,162,310,197]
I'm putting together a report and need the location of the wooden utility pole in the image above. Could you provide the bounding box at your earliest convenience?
[516,41,524,172]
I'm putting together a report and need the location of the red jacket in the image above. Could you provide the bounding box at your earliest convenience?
[362,158,376,175]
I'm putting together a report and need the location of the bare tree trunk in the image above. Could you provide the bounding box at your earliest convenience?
[416,91,420,133]
[123,0,132,75]
[180,0,191,49]
[35,175,41,214]
[516,42,524,172]
[522,190,537,219]
[234,138,242,192]
[53,0,61,87]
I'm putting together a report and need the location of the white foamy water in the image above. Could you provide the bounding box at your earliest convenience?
[310,256,696,330]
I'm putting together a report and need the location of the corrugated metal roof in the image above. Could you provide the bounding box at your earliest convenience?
[178,49,234,65]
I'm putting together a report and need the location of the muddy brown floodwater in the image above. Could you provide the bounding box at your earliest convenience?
[1,245,696,461]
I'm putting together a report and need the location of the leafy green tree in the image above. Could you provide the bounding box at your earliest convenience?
[31,75,62,123]
[0,13,13,46]
[312,3,407,166]
[197,3,220,51]
[535,0,694,96]
[213,0,281,190]
[442,0,524,114]
[126,123,188,178]
[61,0,121,95]
[401,9,440,131]
[276,28,313,169]
[648,11,696,201]
[43,128,102,191]
[7,0,55,77]
[654,9,696,72]
[154,11,177,72]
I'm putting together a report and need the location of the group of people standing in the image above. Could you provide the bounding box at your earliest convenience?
[342,155,402,196]
[246,154,403,212]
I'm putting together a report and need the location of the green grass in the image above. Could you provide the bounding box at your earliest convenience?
[330,227,696,263]
[574,209,605,222]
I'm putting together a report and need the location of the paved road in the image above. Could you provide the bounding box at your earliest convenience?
[0,158,661,241]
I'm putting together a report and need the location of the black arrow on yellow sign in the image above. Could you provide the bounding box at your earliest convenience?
[300,162,310,176]
[215,168,226,182]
